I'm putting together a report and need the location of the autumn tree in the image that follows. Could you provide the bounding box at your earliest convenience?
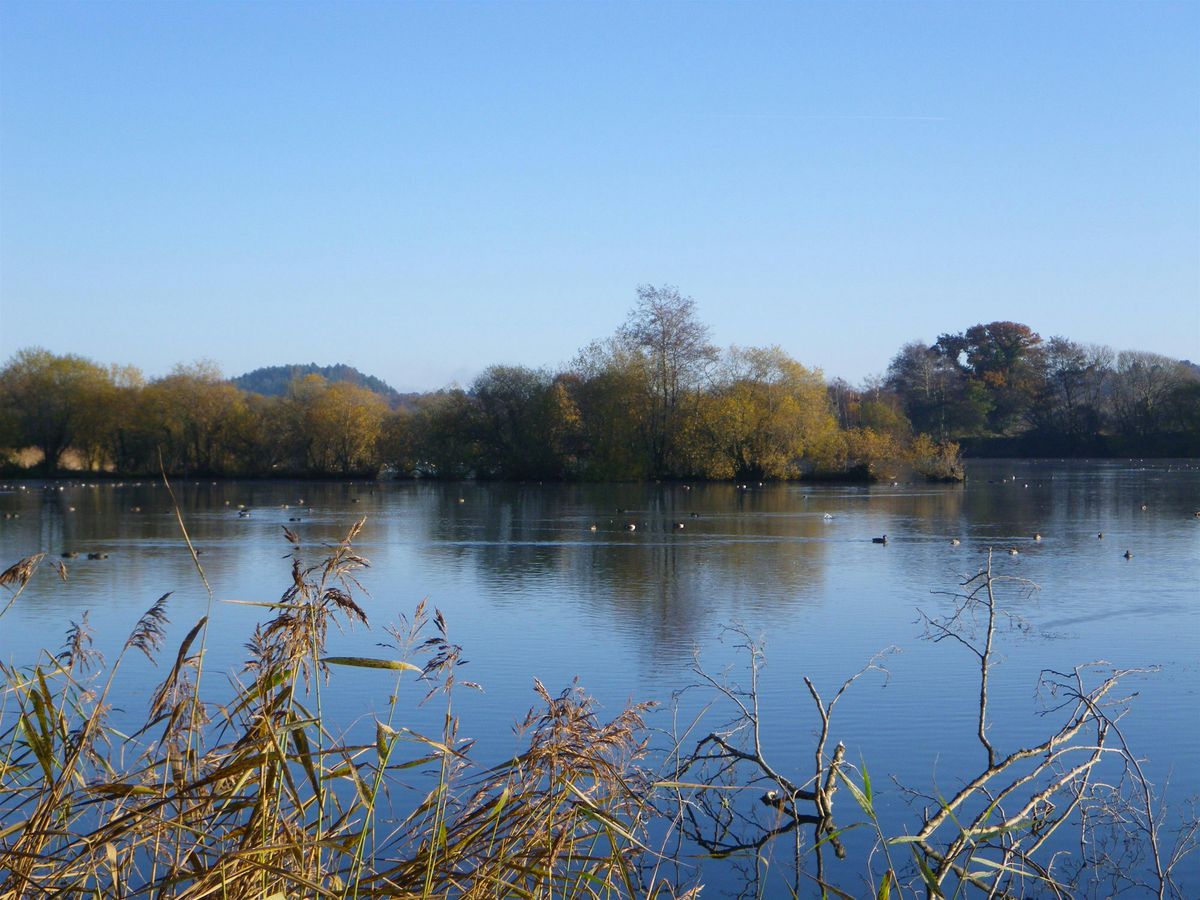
[236,392,291,474]
[826,377,856,430]
[141,362,252,474]
[566,340,654,481]
[469,365,577,480]
[0,348,115,473]
[690,346,835,480]
[280,376,388,474]
[936,322,1044,433]
[407,388,482,479]
[618,285,717,476]
[378,410,417,476]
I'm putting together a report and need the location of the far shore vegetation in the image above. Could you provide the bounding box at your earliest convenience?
[2,286,1197,482]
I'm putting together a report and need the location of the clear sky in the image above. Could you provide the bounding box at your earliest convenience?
[1,0,1197,391]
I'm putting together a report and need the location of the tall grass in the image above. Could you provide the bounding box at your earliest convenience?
[0,524,660,898]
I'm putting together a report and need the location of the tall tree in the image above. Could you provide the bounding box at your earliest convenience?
[1031,337,1112,443]
[407,389,482,479]
[935,322,1043,433]
[314,381,389,474]
[566,340,653,481]
[1110,351,1194,437]
[618,285,717,476]
[887,341,988,439]
[470,365,570,479]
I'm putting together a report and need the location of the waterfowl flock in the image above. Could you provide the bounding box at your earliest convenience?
[4,476,1191,573]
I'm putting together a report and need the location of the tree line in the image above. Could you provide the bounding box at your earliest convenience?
[1,286,1196,480]
[881,321,1199,455]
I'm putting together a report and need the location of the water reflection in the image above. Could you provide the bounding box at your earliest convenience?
[1,462,1198,895]
[407,483,838,662]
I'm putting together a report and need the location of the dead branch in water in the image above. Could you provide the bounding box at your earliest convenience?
[670,550,1196,898]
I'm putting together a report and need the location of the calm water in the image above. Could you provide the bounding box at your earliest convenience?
[2,460,1198,893]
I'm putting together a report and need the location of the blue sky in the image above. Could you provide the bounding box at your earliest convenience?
[1,0,1197,391]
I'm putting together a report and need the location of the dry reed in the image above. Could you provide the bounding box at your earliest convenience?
[0,522,660,898]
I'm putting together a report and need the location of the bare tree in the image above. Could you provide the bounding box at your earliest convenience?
[1111,350,1194,437]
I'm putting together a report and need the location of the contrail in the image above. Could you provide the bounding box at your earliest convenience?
[684,113,946,121]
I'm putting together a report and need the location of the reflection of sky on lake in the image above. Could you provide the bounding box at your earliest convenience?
[1,460,1198,894]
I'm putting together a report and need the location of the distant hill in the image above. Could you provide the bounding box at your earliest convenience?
[232,364,421,409]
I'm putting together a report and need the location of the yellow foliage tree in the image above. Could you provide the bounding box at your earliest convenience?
[282,376,388,474]
[142,362,251,474]
[692,346,837,480]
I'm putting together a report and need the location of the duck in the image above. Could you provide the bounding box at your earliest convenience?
[1007,548,1019,556]
[1097,532,1104,540]
[625,523,637,531]
[675,522,685,529]
[87,552,108,560]
[822,513,834,520]
[1033,533,1042,542]
[588,523,598,532]
[238,509,251,518]
[61,551,78,559]
[872,535,888,545]
[950,538,961,546]
[1124,550,1133,560]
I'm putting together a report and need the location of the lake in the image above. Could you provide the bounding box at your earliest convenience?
[1,459,1198,895]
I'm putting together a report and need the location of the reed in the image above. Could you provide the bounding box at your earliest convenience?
[0,525,659,898]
